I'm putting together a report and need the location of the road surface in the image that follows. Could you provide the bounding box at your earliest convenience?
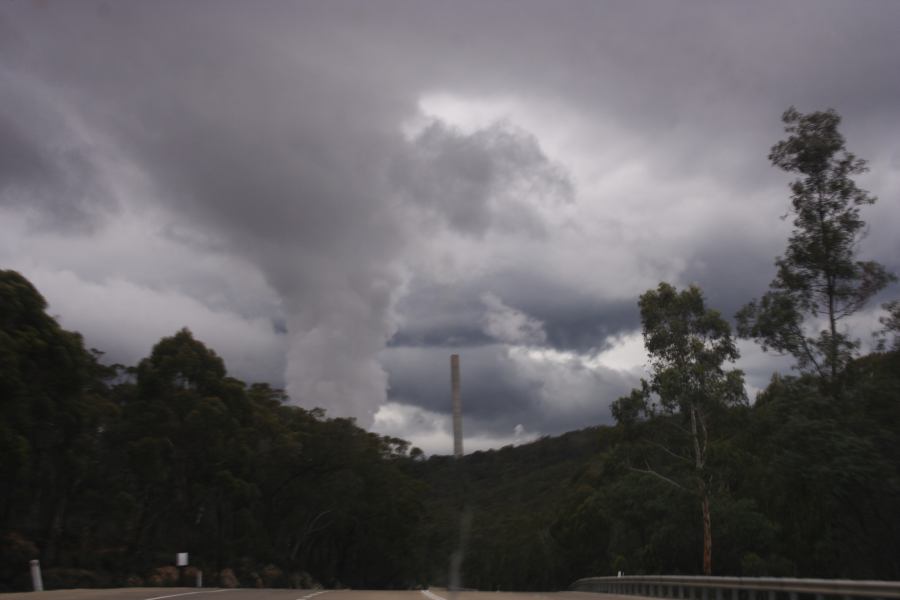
[0,588,624,600]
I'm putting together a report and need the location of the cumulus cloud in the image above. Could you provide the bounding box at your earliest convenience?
[393,119,573,237]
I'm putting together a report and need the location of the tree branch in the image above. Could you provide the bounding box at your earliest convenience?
[647,440,692,464]
[629,462,690,493]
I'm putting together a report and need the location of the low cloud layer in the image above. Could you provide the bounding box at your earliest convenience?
[2,1,899,451]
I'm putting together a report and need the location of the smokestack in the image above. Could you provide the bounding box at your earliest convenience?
[451,354,463,457]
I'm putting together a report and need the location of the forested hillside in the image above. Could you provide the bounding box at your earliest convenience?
[2,266,899,591]
[0,270,425,590]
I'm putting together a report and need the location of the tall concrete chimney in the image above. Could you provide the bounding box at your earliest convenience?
[451,354,463,457]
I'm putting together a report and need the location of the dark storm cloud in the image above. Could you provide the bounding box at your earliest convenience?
[3,0,899,446]
[479,270,642,352]
[0,78,112,231]
[1,1,420,424]
[0,113,44,184]
[386,345,541,420]
[383,344,638,437]
[391,274,640,353]
[681,229,791,320]
[537,300,639,354]
[390,281,493,348]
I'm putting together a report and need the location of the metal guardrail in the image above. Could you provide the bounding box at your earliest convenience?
[571,575,900,600]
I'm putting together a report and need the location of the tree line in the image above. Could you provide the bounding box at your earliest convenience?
[0,285,426,590]
[1,107,898,590]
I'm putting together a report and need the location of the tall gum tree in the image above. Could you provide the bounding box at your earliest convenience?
[737,107,895,393]
[876,300,900,352]
[612,283,745,575]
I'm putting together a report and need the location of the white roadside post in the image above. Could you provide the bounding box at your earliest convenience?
[176,552,189,587]
[30,559,43,592]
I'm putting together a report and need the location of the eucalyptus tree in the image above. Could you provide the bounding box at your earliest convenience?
[876,300,900,351]
[0,270,115,565]
[737,107,894,391]
[612,283,745,575]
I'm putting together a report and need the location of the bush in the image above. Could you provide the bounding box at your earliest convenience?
[217,568,239,588]
[146,565,179,587]
[42,568,107,589]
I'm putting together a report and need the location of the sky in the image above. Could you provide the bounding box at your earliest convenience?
[2,0,899,455]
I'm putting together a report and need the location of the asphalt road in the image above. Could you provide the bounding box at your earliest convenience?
[0,588,619,600]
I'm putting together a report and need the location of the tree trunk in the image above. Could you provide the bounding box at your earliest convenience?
[701,491,712,575]
[45,487,71,565]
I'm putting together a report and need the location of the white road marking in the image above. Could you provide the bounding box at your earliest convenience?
[144,590,237,600]
[421,590,448,600]
[297,591,330,600]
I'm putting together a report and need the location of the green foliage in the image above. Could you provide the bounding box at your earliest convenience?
[3,265,899,590]
[737,107,895,389]
[0,272,426,590]
[737,366,900,578]
[876,299,900,351]
[0,270,117,572]
[612,282,744,575]
[636,282,745,416]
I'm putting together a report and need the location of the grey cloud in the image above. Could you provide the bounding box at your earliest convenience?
[2,1,419,425]
[383,344,639,437]
[0,80,112,231]
[392,273,640,354]
[3,0,899,445]
[481,292,547,346]
[484,271,641,352]
[392,120,573,236]
[0,113,44,183]
[385,345,541,422]
[390,281,493,348]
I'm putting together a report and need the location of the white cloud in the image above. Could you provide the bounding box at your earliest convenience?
[480,292,547,346]
[594,331,649,372]
[372,401,539,456]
